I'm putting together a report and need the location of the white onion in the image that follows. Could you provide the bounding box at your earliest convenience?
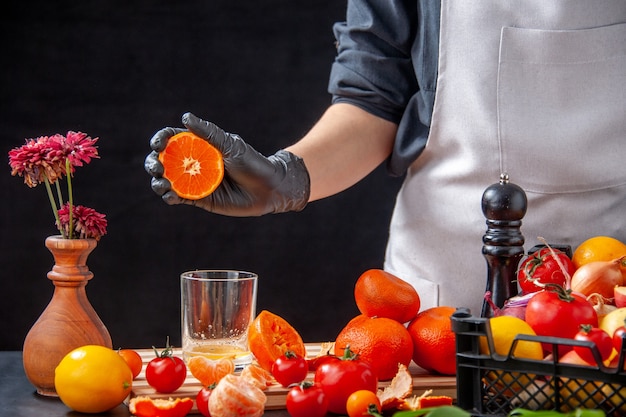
[570,257,625,300]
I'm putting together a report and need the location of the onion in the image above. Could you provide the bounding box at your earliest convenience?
[570,256,625,300]
[587,292,617,321]
[483,291,529,320]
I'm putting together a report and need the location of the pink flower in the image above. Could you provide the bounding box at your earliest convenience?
[9,131,106,240]
[9,131,99,184]
[8,136,63,187]
[52,131,100,171]
[57,204,107,241]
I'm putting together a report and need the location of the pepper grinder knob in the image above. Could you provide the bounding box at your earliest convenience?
[481,173,527,317]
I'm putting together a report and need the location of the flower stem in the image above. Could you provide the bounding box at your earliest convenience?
[44,178,64,238]
[54,180,63,208]
[65,159,74,239]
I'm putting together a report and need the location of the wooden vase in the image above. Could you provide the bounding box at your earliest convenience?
[22,235,112,396]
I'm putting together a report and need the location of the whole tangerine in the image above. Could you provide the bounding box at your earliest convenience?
[407,306,457,376]
[354,269,420,324]
[334,314,413,381]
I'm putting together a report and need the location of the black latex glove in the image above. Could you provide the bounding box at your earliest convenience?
[144,112,310,216]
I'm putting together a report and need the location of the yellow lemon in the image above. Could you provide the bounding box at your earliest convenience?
[480,316,544,360]
[480,316,544,398]
[55,345,132,413]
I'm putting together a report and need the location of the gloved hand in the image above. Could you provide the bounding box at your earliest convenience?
[144,112,310,216]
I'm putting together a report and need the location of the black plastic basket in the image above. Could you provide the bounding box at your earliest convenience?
[451,309,626,417]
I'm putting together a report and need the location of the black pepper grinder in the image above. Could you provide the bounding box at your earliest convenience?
[481,173,527,318]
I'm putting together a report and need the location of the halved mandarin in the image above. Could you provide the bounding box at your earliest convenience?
[158,131,224,200]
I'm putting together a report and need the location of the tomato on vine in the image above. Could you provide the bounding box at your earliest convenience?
[145,338,187,393]
[574,324,613,365]
[518,248,575,294]
[271,350,308,387]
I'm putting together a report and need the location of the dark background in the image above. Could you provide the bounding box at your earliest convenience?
[0,1,404,350]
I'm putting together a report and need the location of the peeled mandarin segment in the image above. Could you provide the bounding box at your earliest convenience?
[158,131,224,200]
[187,356,235,386]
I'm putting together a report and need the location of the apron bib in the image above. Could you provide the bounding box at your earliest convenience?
[385,0,626,315]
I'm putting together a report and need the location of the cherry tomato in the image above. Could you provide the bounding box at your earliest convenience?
[271,350,309,387]
[525,287,598,354]
[146,340,187,393]
[118,348,143,379]
[518,248,576,294]
[314,348,377,415]
[613,324,626,352]
[285,382,328,417]
[307,354,338,372]
[574,324,614,364]
[195,385,213,417]
[346,389,381,417]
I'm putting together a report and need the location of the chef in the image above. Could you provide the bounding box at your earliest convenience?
[146,0,626,316]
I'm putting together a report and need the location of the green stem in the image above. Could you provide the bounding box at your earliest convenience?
[65,159,74,239]
[44,178,64,238]
[54,179,63,208]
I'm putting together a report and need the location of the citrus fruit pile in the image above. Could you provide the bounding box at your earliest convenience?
[332,269,458,380]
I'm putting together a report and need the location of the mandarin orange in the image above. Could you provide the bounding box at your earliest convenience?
[187,356,234,386]
[407,306,457,375]
[158,131,224,200]
[354,269,420,324]
[334,314,413,381]
[572,236,626,281]
[247,310,306,372]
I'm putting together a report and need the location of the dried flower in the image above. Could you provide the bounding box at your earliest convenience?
[9,131,107,240]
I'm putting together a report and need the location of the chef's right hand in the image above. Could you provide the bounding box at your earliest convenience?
[144,112,310,217]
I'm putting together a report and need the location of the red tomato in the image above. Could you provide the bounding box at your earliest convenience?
[195,386,213,417]
[307,354,338,372]
[574,324,614,364]
[118,348,143,379]
[518,248,576,294]
[129,396,193,417]
[525,288,598,353]
[613,325,626,352]
[285,382,328,417]
[146,342,187,394]
[271,350,308,387]
[313,348,378,415]
[346,390,381,417]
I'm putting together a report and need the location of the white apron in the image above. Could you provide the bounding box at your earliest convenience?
[385,0,626,316]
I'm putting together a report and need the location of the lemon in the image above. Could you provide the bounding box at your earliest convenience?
[599,307,626,338]
[480,316,544,398]
[55,345,133,413]
[480,316,544,360]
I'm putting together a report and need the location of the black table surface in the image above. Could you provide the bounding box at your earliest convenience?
[0,351,290,417]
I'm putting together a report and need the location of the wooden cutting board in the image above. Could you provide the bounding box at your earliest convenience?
[127,345,457,413]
